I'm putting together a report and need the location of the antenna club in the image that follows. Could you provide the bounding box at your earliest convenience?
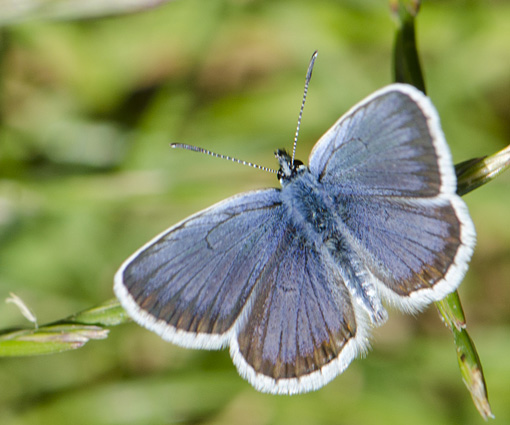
[306,51,318,82]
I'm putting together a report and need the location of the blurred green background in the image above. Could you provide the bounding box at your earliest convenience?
[1,0,509,424]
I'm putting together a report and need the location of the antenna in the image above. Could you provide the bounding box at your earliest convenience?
[171,143,277,174]
[291,50,318,165]
[171,51,318,175]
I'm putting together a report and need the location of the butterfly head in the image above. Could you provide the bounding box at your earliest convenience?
[275,149,306,184]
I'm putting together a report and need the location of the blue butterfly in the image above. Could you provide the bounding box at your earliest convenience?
[114,54,475,395]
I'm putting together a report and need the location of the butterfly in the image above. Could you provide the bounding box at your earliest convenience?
[114,53,475,395]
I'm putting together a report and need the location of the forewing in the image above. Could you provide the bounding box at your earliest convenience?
[231,228,369,394]
[309,84,456,198]
[114,189,286,349]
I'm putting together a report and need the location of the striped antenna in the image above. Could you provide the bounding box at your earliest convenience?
[171,143,277,174]
[172,51,318,174]
[291,50,318,165]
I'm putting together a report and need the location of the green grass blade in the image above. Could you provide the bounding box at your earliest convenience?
[0,324,108,356]
[0,299,126,357]
[456,145,510,196]
[390,0,496,419]
[66,298,130,326]
[390,0,426,93]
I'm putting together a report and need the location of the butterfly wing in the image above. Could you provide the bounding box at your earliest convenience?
[308,84,475,310]
[114,189,288,349]
[310,84,456,198]
[231,227,369,395]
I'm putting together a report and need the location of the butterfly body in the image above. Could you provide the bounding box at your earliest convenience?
[114,83,475,394]
[277,149,387,324]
